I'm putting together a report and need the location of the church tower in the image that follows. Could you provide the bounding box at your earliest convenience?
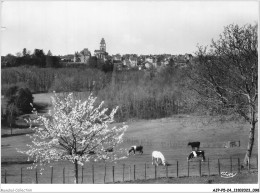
[100,38,106,52]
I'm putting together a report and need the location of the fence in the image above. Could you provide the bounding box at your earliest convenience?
[1,157,258,184]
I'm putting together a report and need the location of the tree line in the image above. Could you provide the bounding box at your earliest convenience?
[1,48,114,73]
[1,48,60,68]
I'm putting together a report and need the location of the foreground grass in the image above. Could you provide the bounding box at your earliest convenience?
[114,171,258,184]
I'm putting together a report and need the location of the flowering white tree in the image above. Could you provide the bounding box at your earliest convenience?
[19,93,128,183]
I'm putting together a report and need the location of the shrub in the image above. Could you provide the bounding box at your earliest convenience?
[5,86,34,115]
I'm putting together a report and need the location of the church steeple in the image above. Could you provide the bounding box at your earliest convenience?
[100,38,106,52]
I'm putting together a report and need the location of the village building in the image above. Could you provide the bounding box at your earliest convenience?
[94,38,108,60]
[74,48,91,63]
[145,56,157,68]
[112,54,122,63]
[123,55,138,68]
[143,61,154,69]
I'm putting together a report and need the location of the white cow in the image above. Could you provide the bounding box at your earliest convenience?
[152,151,167,166]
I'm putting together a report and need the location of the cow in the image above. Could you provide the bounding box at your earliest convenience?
[188,141,200,150]
[187,150,205,162]
[87,147,113,155]
[105,147,113,152]
[88,150,96,155]
[152,151,167,166]
[128,145,143,155]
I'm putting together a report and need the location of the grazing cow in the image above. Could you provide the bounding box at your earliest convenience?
[128,145,143,155]
[188,141,200,150]
[88,150,96,155]
[152,151,167,166]
[105,147,113,152]
[187,150,205,162]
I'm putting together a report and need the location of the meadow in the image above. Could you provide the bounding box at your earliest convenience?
[1,107,258,183]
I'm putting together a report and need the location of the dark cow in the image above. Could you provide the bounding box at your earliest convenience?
[128,145,143,155]
[188,141,200,150]
[88,147,113,155]
[88,150,96,155]
[187,150,205,162]
[105,147,113,152]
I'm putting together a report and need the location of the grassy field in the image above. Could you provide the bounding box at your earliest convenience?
[114,171,258,184]
[1,111,258,183]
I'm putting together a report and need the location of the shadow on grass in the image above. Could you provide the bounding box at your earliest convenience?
[1,160,34,165]
[1,131,34,138]
[11,124,30,129]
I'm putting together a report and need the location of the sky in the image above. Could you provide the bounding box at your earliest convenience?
[0,1,258,56]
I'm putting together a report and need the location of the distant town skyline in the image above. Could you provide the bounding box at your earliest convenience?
[1,1,258,56]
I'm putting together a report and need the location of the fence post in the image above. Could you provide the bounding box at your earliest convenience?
[63,167,65,184]
[176,161,179,178]
[154,164,157,179]
[129,166,131,181]
[230,157,232,173]
[187,161,190,177]
[166,164,168,178]
[218,159,221,175]
[256,156,258,170]
[134,165,136,181]
[104,164,106,184]
[92,165,94,184]
[51,166,53,184]
[144,163,147,180]
[81,167,84,184]
[5,169,7,184]
[237,158,240,173]
[207,158,210,176]
[248,157,250,172]
[123,164,125,182]
[35,169,38,184]
[21,167,23,184]
[199,160,201,177]
[112,166,115,183]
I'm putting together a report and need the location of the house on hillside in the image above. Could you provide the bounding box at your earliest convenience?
[123,58,131,69]
[143,61,154,69]
[113,54,122,61]
[74,48,91,63]
[129,56,138,68]
[122,55,138,68]
[145,56,157,68]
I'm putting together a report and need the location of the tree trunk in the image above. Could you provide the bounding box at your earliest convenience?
[244,121,256,165]
[74,160,79,184]
[10,123,13,135]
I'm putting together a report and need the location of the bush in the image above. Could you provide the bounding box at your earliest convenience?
[16,87,34,114]
[5,86,34,115]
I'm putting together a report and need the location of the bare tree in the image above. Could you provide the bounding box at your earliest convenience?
[189,23,257,165]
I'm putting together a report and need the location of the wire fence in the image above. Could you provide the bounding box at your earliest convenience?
[1,156,258,184]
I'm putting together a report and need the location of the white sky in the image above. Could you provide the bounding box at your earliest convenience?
[1,1,258,56]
